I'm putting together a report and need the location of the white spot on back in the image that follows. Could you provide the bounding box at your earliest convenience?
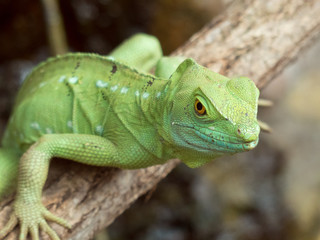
[96,80,108,88]
[46,128,53,134]
[107,56,115,61]
[39,82,47,88]
[135,90,140,96]
[67,120,73,129]
[110,85,118,92]
[68,76,78,84]
[95,125,104,135]
[30,122,40,130]
[156,92,161,98]
[120,87,129,94]
[58,75,66,83]
[142,92,149,99]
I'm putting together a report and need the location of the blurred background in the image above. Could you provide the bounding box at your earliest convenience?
[0,0,320,240]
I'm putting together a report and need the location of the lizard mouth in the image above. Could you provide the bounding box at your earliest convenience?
[172,122,258,153]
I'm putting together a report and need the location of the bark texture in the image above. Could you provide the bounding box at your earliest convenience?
[1,0,320,239]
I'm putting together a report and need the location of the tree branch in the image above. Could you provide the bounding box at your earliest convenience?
[175,0,320,89]
[1,0,320,239]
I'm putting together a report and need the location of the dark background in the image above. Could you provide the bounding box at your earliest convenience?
[1,1,320,240]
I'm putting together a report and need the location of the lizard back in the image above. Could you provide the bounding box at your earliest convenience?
[2,53,167,154]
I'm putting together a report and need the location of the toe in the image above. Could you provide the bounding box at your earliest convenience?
[19,224,28,240]
[0,214,18,238]
[40,220,61,240]
[30,226,39,240]
[43,209,71,229]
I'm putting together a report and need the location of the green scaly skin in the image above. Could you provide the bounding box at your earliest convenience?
[0,33,260,240]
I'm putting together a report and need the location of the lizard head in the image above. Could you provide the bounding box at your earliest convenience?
[164,58,260,168]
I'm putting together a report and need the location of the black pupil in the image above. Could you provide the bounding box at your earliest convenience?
[196,101,203,110]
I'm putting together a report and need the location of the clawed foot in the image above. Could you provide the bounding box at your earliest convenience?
[0,202,71,240]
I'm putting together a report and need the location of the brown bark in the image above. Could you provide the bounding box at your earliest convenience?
[1,0,320,239]
[176,0,320,89]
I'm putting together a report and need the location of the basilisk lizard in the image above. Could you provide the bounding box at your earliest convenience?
[0,33,260,239]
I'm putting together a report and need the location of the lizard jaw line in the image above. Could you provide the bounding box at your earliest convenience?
[172,122,257,152]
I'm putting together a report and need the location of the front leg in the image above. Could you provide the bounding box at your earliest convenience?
[0,134,120,240]
[109,33,162,73]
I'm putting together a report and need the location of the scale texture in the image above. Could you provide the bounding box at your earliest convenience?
[0,33,260,240]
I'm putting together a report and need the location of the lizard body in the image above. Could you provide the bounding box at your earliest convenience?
[3,53,169,168]
[0,34,260,239]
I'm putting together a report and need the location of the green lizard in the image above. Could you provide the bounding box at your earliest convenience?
[0,33,260,240]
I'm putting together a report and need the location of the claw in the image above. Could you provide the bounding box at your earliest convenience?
[257,98,273,133]
[258,98,273,107]
[258,119,272,133]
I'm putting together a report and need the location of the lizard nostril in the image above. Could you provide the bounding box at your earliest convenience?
[236,126,258,142]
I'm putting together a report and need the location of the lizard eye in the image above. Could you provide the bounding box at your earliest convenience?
[194,99,206,115]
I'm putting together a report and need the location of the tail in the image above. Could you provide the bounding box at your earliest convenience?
[0,148,20,198]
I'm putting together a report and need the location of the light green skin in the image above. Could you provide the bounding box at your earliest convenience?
[0,34,260,240]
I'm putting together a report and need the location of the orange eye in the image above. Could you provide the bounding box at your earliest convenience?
[194,99,206,115]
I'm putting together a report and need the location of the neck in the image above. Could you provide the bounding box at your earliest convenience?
[139,78,177,159]
[140,79,169,128]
